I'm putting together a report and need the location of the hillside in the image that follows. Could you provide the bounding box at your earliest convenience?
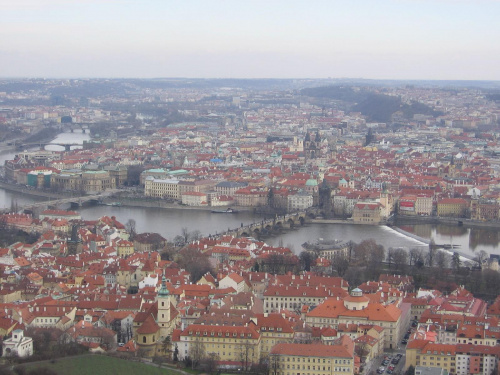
[301,86,442,122]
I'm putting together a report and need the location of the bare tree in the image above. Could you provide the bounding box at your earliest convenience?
[435,250,449,269]
[201,352,220,375]
[426,240,438,267]
[452,252,461,272]
[238,341,255,372]
[473,250,489,269]
[409,248,424,267]
[189,337,206,369]
[392,248,408,273]
[332,254,350,277]
[177,247,213,283]
[269,353,281,375]
[354,239,382,266]
[125,219,137,240]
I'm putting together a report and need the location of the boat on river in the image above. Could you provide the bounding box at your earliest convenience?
[211,207,239,214]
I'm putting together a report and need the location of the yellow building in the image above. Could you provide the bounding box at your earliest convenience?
[437,198,468,218]
[406,340,500,374]
[135,314,160,357]
[270,338,355,375]
[177,324,261,367]
[352,202,383,224]
[116,239,135,258]
[405,340,457,373]
[144,177,180,199]
[250,313,295,357]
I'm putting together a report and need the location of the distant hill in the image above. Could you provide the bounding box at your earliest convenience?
[300,86,369,102]
[301,85,442,123]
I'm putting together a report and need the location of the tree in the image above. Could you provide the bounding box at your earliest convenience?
[264,253,285,274]
[435,250,449,269]
[189,337,206,369]
[181,227,190,244]
[426,240,438,267]
[387,248,395,270]
[125,219,137,239]
[269,353,281,375]
[299,251,316,272]
[452,252,461,272]
[251,357,269,375]
[162,336,172,360]
[332,254,350,277]
[177,247,213,283]
[473,250,489,269]
[405,365,415,375]
[392,248,408,273]
[173,344,179,362]
[201,352,220,375]
[238,341,255,372]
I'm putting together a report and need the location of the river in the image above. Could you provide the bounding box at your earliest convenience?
[0,131,499,259]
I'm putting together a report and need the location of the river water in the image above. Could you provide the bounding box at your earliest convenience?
[0,131,499,259]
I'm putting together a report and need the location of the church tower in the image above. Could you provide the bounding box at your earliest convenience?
[157,276,175,339]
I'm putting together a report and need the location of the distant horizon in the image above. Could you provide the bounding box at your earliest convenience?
[1,76,500,83]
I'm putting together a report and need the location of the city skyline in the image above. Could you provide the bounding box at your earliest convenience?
[2,0,500,80]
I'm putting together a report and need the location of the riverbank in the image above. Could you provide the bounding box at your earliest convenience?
[0,180,74,200]
[107,196,251,213]
[393,215,500,229]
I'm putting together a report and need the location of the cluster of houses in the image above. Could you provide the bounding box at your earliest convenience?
[0,208,500,375]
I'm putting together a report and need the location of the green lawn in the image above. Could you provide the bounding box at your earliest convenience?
[20,355,180,375]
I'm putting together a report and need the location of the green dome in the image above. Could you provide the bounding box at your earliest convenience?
[305,179,318,186]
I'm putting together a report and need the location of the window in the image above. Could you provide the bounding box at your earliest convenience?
[143,336,146,343]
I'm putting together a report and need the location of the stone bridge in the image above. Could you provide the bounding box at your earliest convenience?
[216,210,314,238]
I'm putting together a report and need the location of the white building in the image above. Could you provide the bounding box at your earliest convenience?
[2,330,33,358]
[181,191,208,206]
[287,190,313,212]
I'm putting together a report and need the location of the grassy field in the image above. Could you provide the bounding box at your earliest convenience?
[19,355,179,375]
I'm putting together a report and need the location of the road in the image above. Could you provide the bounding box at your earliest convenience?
[363,346,406,375]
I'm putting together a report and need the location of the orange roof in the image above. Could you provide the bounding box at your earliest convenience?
[306,297,401,322]
[270,342,353,358]
[136,314,160,334]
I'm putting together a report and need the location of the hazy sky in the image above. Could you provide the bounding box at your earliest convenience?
[2,0,499,80]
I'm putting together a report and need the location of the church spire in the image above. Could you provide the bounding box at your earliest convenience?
[158,275,169,297]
